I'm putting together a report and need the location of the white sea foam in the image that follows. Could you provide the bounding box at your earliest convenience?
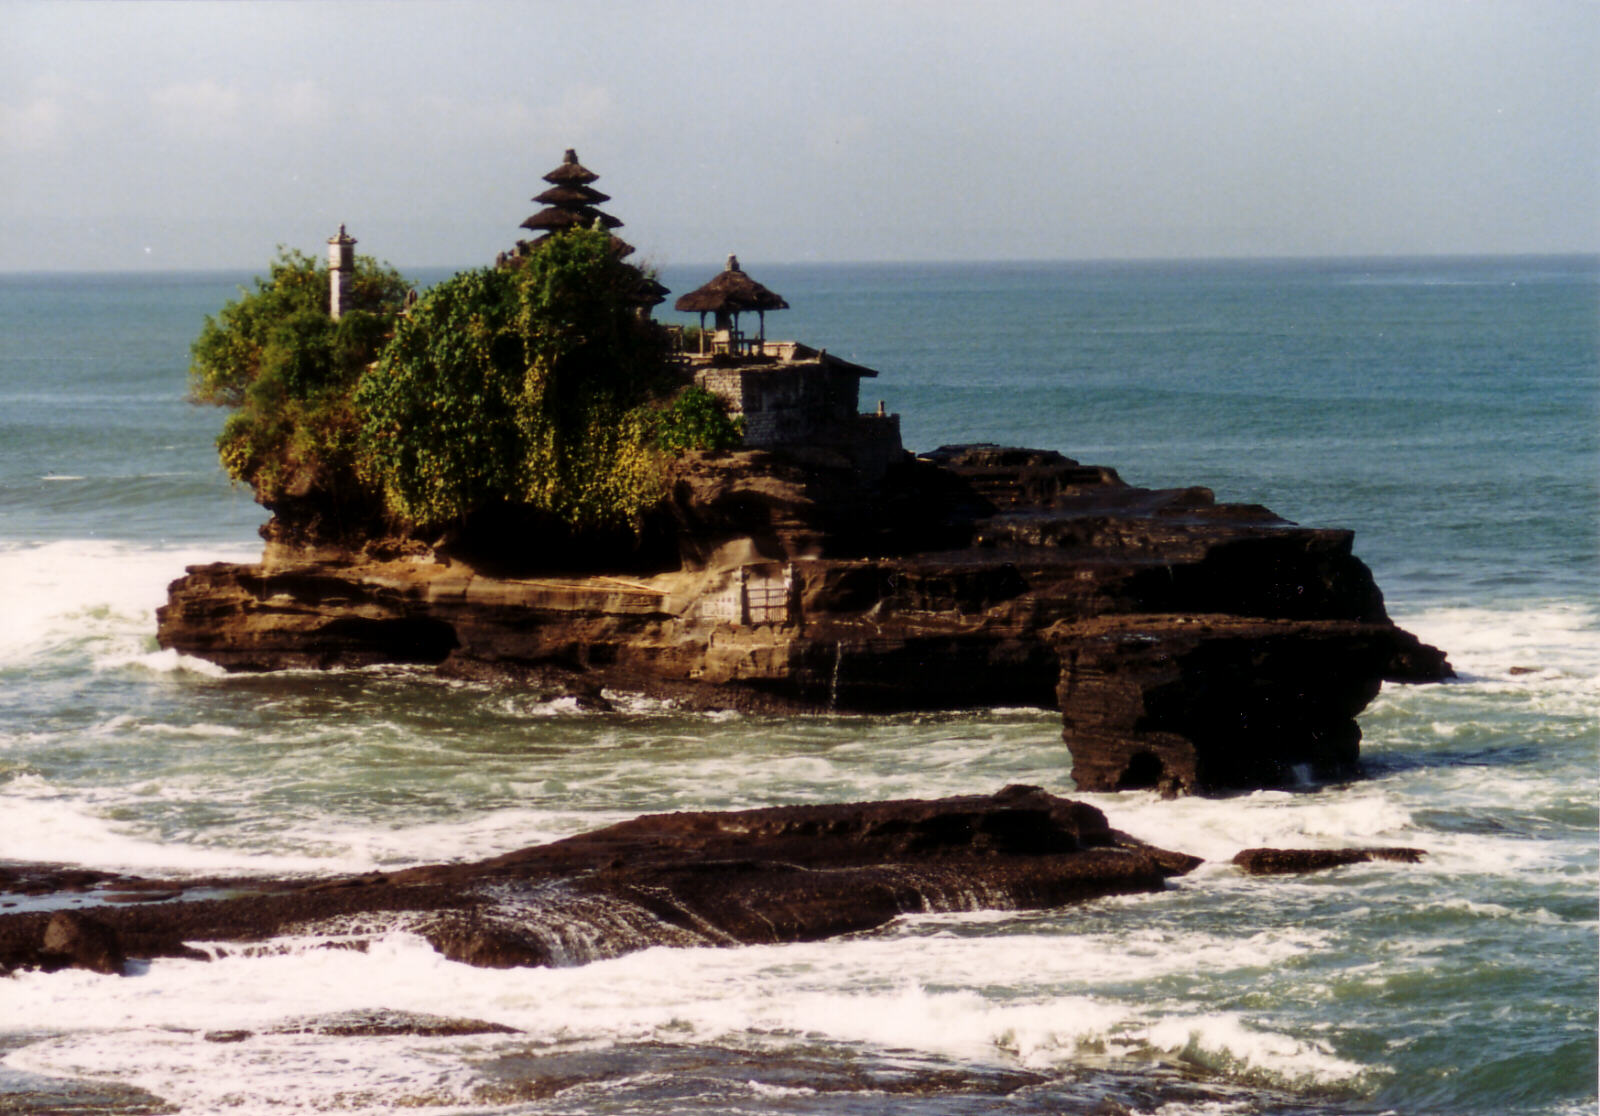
[745,1080,817,1097]
[0,539,257,668]
[0,754,640,876]
[1391,600,1600,683]
[0,780,352,877]
[1141,1012,1369,1087]
[1093,780,1589,885]
[1085,784,1416,865]
[1,921,1373,1113]
[1,938,489,1112]
[97,646,232,676]
[131,719,245,738]
[268,807,624,872]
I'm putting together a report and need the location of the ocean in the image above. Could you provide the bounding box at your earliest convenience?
[0,256,1594,1114]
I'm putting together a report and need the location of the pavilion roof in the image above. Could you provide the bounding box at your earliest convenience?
[673,255,789,314]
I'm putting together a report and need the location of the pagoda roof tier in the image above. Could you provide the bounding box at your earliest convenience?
[631,275,670,307]
[542,148,599,185]
[520,206,624,232]
[533,183,611,206]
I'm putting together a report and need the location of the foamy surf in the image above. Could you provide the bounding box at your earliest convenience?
[0,774,365,877]
[1089,785,1416,865]
[97,646,232,676]
[1391,601,1600,682]
[1,920,1379,1113]
[1141,1013,1370,1089]
[0,767,626,877]
[0,539,258,668]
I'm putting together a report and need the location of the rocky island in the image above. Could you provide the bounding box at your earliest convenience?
[158,150,1448,797]
[3,154,1455,990]
[159,438,1448,796]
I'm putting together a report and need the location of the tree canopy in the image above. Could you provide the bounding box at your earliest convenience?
[190,228,741,539]
[189,247,410,505]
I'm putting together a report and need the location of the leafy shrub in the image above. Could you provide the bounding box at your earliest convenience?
[653,386,744,452]
[194,229,748,540]
[354,227,679,531]
[190,248,409,503]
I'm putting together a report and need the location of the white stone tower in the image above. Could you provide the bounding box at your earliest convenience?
[327,225,356,321]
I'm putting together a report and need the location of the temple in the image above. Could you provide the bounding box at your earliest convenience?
[168,148,1453,798]
[497,151,903,472]
[332,151,903,475]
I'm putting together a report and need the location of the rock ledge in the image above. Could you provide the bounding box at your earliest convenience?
[158,445,1451,794]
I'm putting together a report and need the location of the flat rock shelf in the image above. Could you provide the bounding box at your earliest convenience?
[0,787,1199,974]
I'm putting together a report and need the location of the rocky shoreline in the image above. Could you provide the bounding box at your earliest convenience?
[158,444,1451,795]
[0,786,1425,979]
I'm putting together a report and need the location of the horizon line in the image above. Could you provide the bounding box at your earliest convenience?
[4,249,1598,278]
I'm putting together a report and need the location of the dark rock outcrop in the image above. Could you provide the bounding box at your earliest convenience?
[1231,846,1426,875]
[0,788,1195,973]
[157,445,1450,793]
[38,911,125,975]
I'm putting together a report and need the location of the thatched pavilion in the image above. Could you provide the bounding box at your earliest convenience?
[674,255,790,355]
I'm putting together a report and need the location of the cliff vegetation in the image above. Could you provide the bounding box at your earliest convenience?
[190,247,409,517]
[189,228,740,541]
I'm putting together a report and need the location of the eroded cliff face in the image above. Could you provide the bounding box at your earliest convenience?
[157,445,1450,795]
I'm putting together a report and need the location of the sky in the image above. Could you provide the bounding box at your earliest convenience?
[3,0,1597,271]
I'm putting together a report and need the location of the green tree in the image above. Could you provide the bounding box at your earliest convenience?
[355,226,685,531]
[189,247,410,504]
[192,229,743,543]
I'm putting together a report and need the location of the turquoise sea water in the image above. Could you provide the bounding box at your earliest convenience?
[0,257,1595,1114]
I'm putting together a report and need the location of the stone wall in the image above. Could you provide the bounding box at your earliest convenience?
[694,360,904,478]
[847,413,904,476]
[695,362,860,449]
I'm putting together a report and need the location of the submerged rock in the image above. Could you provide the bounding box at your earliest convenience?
[0,787,1196,973]
[272,1010,520,1037]
[157,444,1450,794]
[1231,847,1427,875]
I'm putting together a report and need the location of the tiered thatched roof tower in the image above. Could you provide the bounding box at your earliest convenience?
[520,149,623,244]
[508,149,667,312]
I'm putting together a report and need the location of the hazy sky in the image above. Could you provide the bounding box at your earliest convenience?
[3,0,1596,270]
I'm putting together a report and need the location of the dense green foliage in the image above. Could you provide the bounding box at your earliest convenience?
[189,248,409,502]
[356,229,685,530]
[653,386,744,453]
[194,228,744,535]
